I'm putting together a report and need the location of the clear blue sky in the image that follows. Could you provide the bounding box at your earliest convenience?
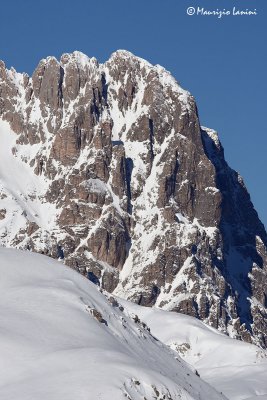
[1,0,266,227]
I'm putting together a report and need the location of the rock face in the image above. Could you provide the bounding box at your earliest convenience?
[0,50,267,347]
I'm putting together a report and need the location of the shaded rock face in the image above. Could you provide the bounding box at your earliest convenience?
[0,50,267,347]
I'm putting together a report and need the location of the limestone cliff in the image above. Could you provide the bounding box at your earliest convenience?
[0,50,266,347]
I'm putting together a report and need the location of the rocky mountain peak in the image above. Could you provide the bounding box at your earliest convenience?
[0,50,267,348]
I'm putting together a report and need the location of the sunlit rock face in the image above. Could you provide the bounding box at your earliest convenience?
[0,50,267,347]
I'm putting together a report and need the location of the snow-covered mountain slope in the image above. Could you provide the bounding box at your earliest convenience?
[0,50,267,347]
[119,300,267,400]
[0,247,226,400]
[0,119,57,245]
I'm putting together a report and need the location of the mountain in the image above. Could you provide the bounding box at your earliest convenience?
[0,247,226,400]
[0,50,267,347]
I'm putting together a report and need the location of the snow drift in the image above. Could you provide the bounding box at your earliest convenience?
[0,247,225,400]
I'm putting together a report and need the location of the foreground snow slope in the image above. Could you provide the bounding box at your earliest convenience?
[119,301,267,400]
[0,248,225,400]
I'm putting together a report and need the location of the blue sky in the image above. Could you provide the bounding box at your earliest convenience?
[1,0,266,226]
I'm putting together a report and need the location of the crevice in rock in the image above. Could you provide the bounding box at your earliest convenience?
[149,118,155,161]
[87,271,100,286]
[101,73,108,104]
[74,125,82,150]
[165,152,180,202]
[58,66,64,107]
[57,245,64,259]
[125,157,133,214]
[91,87,100,122]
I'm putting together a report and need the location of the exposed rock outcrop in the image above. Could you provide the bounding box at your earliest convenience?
[0,50,266,347]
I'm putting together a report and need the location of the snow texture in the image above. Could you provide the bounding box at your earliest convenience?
[0,248,226,400]
[119,300,267,400]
